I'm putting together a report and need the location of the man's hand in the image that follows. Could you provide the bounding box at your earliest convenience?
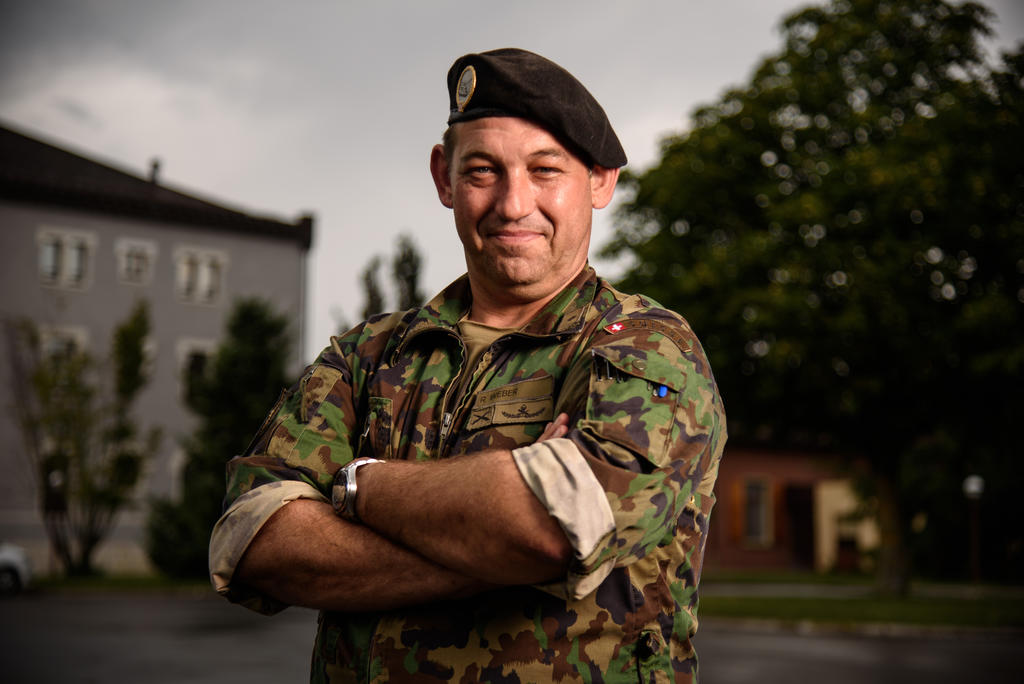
[537,412,570,442]
[356,415,574,585]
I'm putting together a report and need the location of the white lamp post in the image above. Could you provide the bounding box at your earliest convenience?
[962,474,984,582]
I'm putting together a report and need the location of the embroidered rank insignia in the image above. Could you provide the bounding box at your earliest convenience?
[456,66,476,112]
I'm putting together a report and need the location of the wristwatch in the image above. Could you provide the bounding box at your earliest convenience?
[331,458,383,521]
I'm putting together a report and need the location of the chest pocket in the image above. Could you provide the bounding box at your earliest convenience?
[465,375,555,433]
[358,396,393,460]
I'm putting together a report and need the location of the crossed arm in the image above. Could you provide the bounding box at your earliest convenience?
[234,415,573,612]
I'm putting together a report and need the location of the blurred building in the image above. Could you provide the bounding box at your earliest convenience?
[704,447,879,574]
[0,123,312,574]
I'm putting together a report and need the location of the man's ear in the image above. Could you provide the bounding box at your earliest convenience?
[590,165,620,209]
[430,145,454,208]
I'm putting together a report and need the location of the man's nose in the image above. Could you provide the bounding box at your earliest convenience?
[495,170,535,221]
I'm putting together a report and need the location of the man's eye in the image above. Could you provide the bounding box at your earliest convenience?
[533,166,561,175]
[467,166,494,175]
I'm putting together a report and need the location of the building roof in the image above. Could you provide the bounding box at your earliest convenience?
[0,123,312,249]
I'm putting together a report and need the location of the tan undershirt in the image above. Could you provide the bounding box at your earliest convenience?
[455,317,515,400]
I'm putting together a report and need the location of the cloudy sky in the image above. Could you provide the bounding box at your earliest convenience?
[2,0,1021,361]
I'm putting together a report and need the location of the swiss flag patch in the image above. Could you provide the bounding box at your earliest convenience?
[600,318,693,352]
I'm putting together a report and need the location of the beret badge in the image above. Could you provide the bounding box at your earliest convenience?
[456,65,476,112]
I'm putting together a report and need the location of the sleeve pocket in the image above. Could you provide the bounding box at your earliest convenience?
[581,345,685,468]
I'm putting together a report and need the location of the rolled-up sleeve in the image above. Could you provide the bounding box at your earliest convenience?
[209,481,327,614]
[207,347,361,613]
[512,438,616,599]
[525,320,726,599]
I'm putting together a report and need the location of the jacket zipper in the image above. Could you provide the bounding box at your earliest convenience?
[438,411,454,447]
[435,331,466,457]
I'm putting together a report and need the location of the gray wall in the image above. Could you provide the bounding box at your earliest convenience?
[0,199,307,573]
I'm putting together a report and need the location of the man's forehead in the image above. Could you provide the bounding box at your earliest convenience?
[454,117,569,151]
[448,116,593,169]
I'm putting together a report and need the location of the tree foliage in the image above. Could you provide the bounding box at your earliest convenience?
[360,256,385,320]
[392,234,425,310]
[147,298,290,578]
[604,0,1023,591]
[6,301,160,576]
[357,233,426,324]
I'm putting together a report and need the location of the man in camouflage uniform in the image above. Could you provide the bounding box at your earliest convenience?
[210,48,726,683]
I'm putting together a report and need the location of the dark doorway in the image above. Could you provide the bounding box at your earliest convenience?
[784,485,815,568]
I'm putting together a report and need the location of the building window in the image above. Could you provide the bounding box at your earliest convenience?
[205,259,221,300]
[176,338,217,399]
[37,325,90,359]
[37,228,96,289]
[39,237,61,281]
[180,253,199,298]
[115,239,157,285]
[185,348,207,383]
[743,479,773,547]
[174,247,227,304]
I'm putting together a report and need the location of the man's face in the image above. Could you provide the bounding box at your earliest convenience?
[431,117,618,305]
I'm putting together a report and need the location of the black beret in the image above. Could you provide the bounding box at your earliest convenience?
[446,48,627,168]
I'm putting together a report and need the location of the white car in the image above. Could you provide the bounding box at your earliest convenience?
[0,542,31,594]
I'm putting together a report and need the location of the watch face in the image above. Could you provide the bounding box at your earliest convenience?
[331,468,350,517]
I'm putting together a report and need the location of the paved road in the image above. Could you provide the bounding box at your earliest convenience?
[0,591,317,683]
[1,591,1019,683]
[696,620,1019,684]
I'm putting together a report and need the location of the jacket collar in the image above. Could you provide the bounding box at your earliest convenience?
[397,265,599,352]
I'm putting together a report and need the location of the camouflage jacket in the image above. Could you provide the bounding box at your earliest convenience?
[212,266,726,683]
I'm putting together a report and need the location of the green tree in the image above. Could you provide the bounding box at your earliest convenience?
[361,256,385,320]
[147,298,290,578]
[6,301,160,576]
[357,233,426,321]
[604,0,1022,593]
[392,233,425,310]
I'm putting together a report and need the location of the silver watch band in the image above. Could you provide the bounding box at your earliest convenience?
[334,457,382,521]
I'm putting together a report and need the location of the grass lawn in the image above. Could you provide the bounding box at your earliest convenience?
[699,594,1024,629]
[698,571,1024,629]
[702,569,873,585]
[700,585,1024,626]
